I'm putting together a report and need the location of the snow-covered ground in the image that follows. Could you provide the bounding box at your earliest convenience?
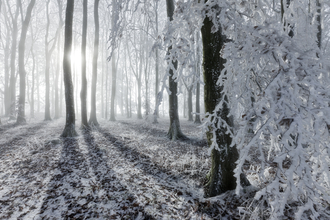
[0,116,254,219]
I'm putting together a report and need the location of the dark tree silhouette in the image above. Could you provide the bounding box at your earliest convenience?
[61,0,77,137]
[166,0,186,140]
[89,0,100,126]
[194,31,201,124]
[201,6,249,197]
[80,0,89,128]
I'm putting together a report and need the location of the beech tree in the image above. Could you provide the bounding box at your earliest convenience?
[0,1,12,117]
[54,0,64,119]
[8,1,19,119]
[80,0,89,128]
[44,0,59,121]
[16,0,36,124]
[165,0,186,141]
[61,0,77,137]
[194,31,201,124]
[89,0,100,126]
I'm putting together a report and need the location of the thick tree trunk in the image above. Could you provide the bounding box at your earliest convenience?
[61,0,77,137]
[201,12,249,197]
[16,0,36,124]
[89,0,100,126]
[80,0,89,128]
[166,0,186,140]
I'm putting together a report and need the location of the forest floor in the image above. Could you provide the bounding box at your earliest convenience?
[0,116,256,220]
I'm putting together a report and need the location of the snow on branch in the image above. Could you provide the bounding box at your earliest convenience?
[166,0,330,218]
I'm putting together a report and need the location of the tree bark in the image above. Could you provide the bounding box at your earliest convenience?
[16,0,36,124]
[89,0,100,126]
[9,2,19,119]
[153,0,160,124]
[166,0,186,140]
[61,0,77,137]
[194,31,201,124]
[2,3,11,117]
[187,87,193,121]
[80,0,89,128]
[201,10,249,197]
[110,51,117,121]
[30,48,35,118]
[316,0,322,49]
[44,0,58,121]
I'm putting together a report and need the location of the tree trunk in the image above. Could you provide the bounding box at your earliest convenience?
[183,90,187,118]
[89,0,100,126]
[16,0,36,124]
[316,0,322,50]
[281,0,294,37]
[44,0,57,121]
[9,3,19,119]
[153,0,159,124]
[30,48,35,118]
[61,0,77,137]
[80,0,89,128]
[194,31,201,124]
[110,52,116,121]
[3,5,11,116]
[166,0,186,140]
[137,79,142,119]
[54,33,61,119]
[187,87,193,121]
[201,11,249,197]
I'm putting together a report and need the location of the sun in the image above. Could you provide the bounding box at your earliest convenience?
[71,49,82,69]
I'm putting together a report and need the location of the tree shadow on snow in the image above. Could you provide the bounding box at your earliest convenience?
[0,121,49,157]
[117,120,207,147]
[82,128,155,219]
[38,137,95,219]
[96,127,190,190]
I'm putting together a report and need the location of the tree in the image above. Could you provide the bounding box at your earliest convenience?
[182,76,194,122]
[61,0,77,137]
[44,0,59,121]
[166,0,186,141]
[16,0,36,124]
[213,0,330,218]
[153,0,160,124]
[0,1,11,117]
[201,4,250,197]
[89,0,100,126]
[316,0,322,49]
[194,31,201,124]
[109,51,117,121]
[54,0,64,119]
[80,0,89,128]
[8,1,19,119]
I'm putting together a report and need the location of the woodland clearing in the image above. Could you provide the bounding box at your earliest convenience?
[0,117,255,219]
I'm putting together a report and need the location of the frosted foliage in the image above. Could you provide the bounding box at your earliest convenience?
[167,0,330,219]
